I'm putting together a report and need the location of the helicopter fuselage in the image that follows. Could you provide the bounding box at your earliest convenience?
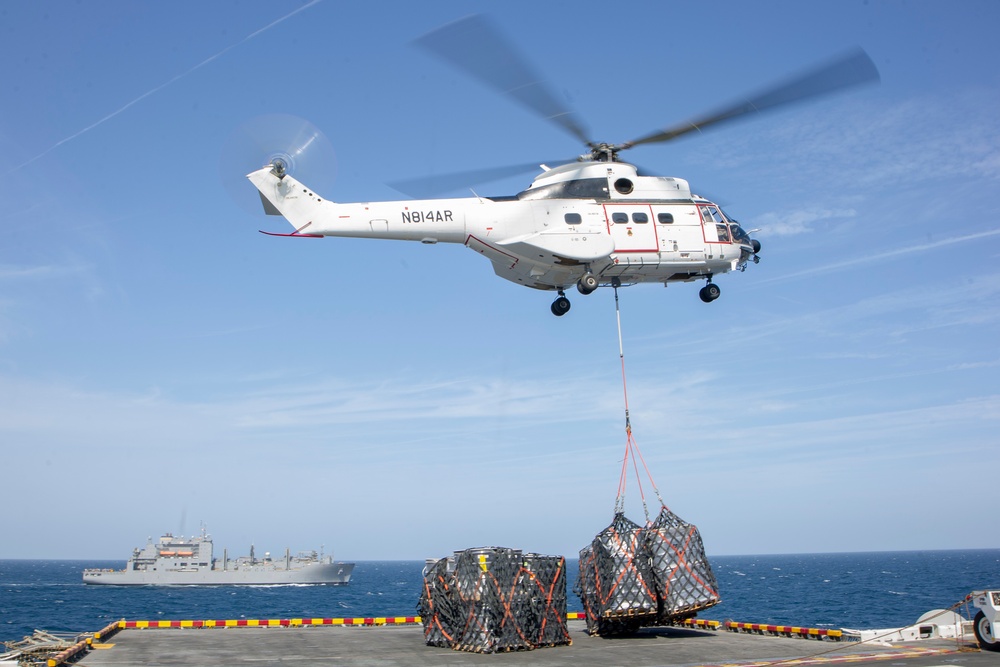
[248,160,758,311]
[239,17,886,315]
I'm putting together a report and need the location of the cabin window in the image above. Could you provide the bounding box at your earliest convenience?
[612,212,629,224]
[614,178,634,194]
[564,213,582,224]
[632,212,648,223]
[658,212,674,224]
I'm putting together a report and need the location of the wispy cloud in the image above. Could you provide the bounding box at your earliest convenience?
[0,262,91,281]
[229,373,618,431]
[759,90,1000,187]
[6,1,323,175]
[753,207,858,237]
[0,369,619,451]
[638,391,1000,469]
[692,89,1000,201]
[948,358,1000,371]
[754,228,1000,283]
[645,270,1000,354]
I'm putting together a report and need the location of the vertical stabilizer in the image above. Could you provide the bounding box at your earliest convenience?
[247,166,329,232]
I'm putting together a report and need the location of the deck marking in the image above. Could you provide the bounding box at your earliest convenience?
[686,646,961,667]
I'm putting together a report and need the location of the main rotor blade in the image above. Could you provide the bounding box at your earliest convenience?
[626,48,880,148]
[389,160,565,198]
[415,15,591,146]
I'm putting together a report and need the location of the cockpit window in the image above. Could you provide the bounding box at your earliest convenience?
[718,207,751,244]
[729,224,751,244]
[699,205,724,224]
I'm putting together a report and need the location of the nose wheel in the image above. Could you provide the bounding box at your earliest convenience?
[551,292,571,316]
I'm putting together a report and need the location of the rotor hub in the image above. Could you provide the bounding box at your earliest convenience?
[585,143,626,163]
[270,157,289,179]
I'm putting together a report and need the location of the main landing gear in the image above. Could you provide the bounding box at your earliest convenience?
[699,279,721,303]
[551,291,571,316]
[551,272,599,316]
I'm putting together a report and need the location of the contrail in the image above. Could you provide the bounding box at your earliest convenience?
[755,228,1000,284]
[6,0,322,176]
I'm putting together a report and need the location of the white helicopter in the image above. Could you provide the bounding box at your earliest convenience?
[246,16,879,316]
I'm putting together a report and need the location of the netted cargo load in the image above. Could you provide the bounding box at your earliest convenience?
[576,507,720,636]
[419,546,570,653]
[575,513,658,635]
[645,505,720,623]
[452,547,523,652]
[519,553,570,647]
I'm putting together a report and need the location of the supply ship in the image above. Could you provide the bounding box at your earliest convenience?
[83,528,354,585]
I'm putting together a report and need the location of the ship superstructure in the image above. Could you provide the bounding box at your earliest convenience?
[83,528,353,585]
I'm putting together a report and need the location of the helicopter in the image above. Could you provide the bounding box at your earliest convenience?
[246,15,879,316]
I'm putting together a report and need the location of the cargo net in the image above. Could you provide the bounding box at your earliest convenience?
[418,547,570,653]
[646,505,720,622]
[575,507,720,635]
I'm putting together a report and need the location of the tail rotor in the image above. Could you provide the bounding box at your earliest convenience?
[220,113,337,214]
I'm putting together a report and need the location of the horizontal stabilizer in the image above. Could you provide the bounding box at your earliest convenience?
[259,230,322,238]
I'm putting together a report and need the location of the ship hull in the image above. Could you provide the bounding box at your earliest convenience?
[83,562,354,586]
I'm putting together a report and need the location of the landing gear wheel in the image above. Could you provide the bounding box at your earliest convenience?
[974,611,1000,651]
[699,283,721,303]
[551,295,571,317]
[577,273,598,295]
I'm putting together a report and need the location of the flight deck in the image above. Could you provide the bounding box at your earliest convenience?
[67,620,988,667]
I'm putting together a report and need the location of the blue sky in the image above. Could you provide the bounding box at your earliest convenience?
[1,0,998,561]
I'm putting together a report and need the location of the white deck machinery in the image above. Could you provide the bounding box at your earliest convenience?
[972,590,1000,652]
[843,589,1000,649]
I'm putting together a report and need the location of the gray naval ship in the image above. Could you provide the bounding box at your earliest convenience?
[83,528,354,585]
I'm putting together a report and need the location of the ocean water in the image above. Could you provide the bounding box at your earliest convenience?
[2,551,997,643]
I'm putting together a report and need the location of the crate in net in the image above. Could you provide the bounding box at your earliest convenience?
[644,505,720,623]
[575,513,658,635]
[420,546,571,653]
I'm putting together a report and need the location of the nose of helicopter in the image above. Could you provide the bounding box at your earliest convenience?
[747,238,762,265]
[737,235,761,266]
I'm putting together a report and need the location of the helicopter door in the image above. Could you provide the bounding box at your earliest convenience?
[604,205,659,253]
[699,205,732,245]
